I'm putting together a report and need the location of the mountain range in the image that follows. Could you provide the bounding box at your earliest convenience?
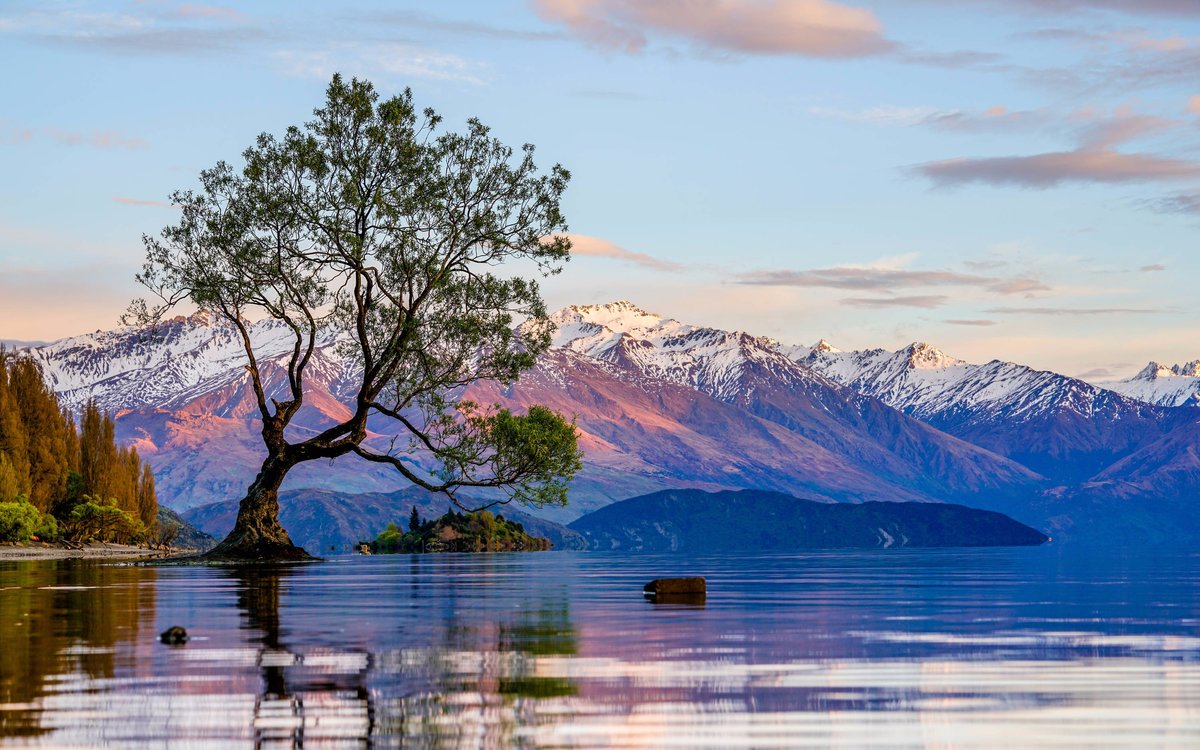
[19,301,1200,547]
[1102,361,1200,408]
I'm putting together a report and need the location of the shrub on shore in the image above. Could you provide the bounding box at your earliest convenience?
[0,495,58,542]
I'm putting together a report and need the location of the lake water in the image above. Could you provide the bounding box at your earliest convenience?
[1,547,1197,748]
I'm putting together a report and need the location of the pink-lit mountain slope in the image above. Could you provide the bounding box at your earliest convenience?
[20,301,1200,544]
[25,305,1036,521]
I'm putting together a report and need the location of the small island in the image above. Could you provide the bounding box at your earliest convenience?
[368,508,553,554]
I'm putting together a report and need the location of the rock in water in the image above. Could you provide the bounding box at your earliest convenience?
[160,626,188,645]
[644,577,706,595]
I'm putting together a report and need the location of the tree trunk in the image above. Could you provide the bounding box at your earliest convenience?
[202,456,313,562]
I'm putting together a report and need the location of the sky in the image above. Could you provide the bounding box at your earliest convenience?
[0,0,1198,381]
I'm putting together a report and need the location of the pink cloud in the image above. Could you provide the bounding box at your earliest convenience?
[841,295,948,309]
[532,0,892,58]
[1189,95,1200,114]
[565,233,681,271]
[916,149,1200,188]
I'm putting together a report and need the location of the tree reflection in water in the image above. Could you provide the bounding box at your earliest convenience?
[0,560,156,741]
[223,562,580,747]
[225,564,374,746]
[0,557,583,746]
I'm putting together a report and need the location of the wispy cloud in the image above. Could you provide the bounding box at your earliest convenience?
[911,103,1200,188]
[914,149,1200,188]
[842,295,948,308]
[986,306,1161,315]
[945,319,998,326]
[0,5,265,57]
[566,233,681,271]
[1018,27,1200,93]
[48,26,266,56]
[113,196,173,208]
[928,0,1200,18]
[3,123,146,150]
[1076,366,1116,380]
[532,0,893,58]
[173,4,248,22]
[1146,192,1200,214]
[1140,263,1166,272]
[736,265,1048,294]
[808,104,946,126]
[350,10,563,41]
[273,44,482,84]
[895,47,1011,71]
[996,0,1200,16]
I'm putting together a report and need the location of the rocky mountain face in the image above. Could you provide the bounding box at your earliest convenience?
[18,301,1200,546]
[1102,361,1200,408]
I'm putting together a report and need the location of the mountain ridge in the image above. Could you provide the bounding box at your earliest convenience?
[14,300,1200,545]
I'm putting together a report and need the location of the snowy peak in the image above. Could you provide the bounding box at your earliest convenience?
[1133,361,1174,381]
[1105,358,1200,407]
[782,338,842,360]
[901,342,963,370]
[1132,360,1200,380]
[563,300,662,329]
[544,301,827,401]
[800,340,1159,424]
[26,314,349,414]
[547,301,685,353]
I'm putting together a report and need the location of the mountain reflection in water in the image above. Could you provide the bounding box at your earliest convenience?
[0,548,1198,748]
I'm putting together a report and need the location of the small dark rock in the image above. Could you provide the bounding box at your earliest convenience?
[643,577,706,595]
[160,626,189,645]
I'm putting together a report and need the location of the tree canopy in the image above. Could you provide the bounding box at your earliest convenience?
[130,75,582,559]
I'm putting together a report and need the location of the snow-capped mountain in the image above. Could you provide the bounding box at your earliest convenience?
[545,300,830,400]
[542,302,1042,498]
[1103,360,1200,408]
[12,299,1200,545]
[25,313,353,416]
[794,341,1182,482]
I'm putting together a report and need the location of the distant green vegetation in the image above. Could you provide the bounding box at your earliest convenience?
[0,350,159,544]
[370,508,552,554]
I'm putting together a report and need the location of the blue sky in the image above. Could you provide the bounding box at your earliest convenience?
[1,0,1198,379]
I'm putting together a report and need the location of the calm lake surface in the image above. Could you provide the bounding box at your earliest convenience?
[1,547,1197,748]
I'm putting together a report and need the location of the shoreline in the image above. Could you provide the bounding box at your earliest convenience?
[0,543,194,561]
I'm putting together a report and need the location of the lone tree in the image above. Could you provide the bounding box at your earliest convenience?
[129,75,582,561]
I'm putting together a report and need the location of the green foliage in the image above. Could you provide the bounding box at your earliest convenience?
[0,496,42,541]
[65,496,145,544]
[35,512,58,541]
[408,506,421,533]
[372,509,550,554]
[0,495,57,542]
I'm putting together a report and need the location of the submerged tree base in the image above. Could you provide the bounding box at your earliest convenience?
[199,537,316,563]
